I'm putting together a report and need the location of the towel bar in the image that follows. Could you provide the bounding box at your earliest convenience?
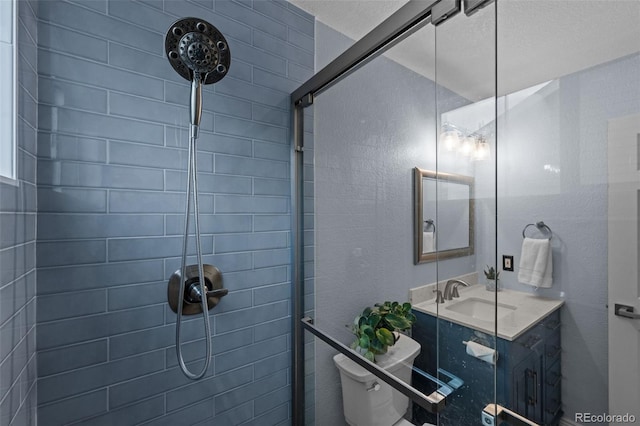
[522,221,553,240]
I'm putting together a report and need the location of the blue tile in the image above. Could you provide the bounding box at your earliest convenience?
[109,141,187,170]
[253,283,289,306]
[38,350,165,405]
[252,104,289,127]
[165,366,253,412]
[254,0,314,37]
[288,27,314,53]
[37,132,107,163]
[107,281,168,311]
[214,194,288,214]
[37,340,108,377]
[36,240,106,267]
[38,1,163,55]
[242,402,289,426]
[254,178,290,196]
[0,272,34,325]
[109,191,186,213]
[37,289,106,322]
[109,325,174,360]
[209,402,253,426]
[110,92,188,127]
[108,366,194,409]
[254,386,291,416]
[253,34,313,70]
[215,116,287,144]
[216,266,288,292]
[253,317,290,343]
[165,170,252,194]
[74,396,164,426]
[37,161,164,190]
[139,398,214,426]
[220,40,287,75]
[108,235,213,262]
[107,0,175,32]
[163,1,253,44]
[254,351,290,379]
[38,214,164,240]
[0,242,36,287]
[37,22,108,62]
[215,301,288,334]
[214,368,287,412]
[38,50,165,101]
[37,259,164,294]
[165,214,253,235]
[38,106,165,145]
[214,1,287,40]
[37,305,165,350]
[214,232,288,253]
[0,212,36,249]
[215,77,288,109]
[253,214,290,232]
[253,248,290,269]
[37,389,107,426]
[165,82,253,119]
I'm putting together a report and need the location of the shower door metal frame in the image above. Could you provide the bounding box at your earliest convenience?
[290,0,495,424]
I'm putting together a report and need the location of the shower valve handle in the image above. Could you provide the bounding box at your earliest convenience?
[186,282,228,304]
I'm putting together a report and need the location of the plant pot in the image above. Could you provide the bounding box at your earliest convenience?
[485,279,500,291]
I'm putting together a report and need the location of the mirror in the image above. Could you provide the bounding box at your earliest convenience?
[414,167,474,264]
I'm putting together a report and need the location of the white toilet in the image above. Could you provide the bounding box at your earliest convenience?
[333,334,429,426]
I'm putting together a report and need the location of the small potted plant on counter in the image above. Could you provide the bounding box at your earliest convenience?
[350,301,417,362]
[484,265,501,291]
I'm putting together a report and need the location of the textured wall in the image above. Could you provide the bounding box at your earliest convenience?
[35,1,313,424]
[0,0,38,424]
[496,53,640,422]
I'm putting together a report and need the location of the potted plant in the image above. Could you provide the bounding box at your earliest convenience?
[350,301,417,362]
[484,265,500,291]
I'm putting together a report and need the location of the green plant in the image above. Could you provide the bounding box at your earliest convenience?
[350,301,417,362]
[484,265,500,280]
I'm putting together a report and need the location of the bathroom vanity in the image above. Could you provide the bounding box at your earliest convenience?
[410,285,564,426]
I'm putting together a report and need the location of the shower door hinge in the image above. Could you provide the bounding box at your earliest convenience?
[431,0,461,26]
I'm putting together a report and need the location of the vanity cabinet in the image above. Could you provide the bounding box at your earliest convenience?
[411,309,562,426]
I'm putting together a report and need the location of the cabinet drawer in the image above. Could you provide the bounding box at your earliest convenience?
[540,310,561,336]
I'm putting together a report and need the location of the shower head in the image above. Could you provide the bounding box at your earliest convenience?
[165,17,231,84]
[165,18,231,130]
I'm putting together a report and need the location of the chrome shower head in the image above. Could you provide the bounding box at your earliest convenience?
[165,18,231,131]
[165,17,231,84]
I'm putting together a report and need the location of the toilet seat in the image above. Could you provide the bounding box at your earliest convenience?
[393,419,436,426]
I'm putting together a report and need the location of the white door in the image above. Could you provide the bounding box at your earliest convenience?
[608,113,640,421]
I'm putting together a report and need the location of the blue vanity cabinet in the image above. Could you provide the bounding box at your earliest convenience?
[411,308,562,426]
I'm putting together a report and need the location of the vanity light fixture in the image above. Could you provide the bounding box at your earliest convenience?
[440,123,490,161]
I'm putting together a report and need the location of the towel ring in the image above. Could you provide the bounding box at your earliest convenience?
[522,221,553,240]
[424,219,436,232]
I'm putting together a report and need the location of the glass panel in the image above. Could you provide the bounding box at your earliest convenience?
[429,3,498,426]
[497,0,640,424]
[310,20,439,425]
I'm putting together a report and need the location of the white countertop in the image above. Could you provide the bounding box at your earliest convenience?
[412,284,564,341]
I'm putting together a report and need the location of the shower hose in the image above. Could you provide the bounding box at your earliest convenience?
[176,123,211,380]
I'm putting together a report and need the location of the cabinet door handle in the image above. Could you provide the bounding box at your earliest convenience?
[527,369,538,406]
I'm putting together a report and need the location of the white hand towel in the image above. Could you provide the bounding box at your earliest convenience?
[518,237,553,288]
[423,231,435,253]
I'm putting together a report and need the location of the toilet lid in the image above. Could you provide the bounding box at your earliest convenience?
[393,420,436,426]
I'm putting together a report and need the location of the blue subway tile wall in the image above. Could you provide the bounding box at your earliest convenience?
[0,1,38,425]
[35,0,313,424]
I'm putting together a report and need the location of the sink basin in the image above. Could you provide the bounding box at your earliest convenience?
[445,297,517,322]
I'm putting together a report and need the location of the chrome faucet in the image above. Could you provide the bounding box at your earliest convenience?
[443,279,470,301]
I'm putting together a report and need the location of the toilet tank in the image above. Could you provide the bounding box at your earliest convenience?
[333,334,421,426]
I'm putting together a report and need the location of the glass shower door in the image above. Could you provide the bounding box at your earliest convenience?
[294,1,506,426]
